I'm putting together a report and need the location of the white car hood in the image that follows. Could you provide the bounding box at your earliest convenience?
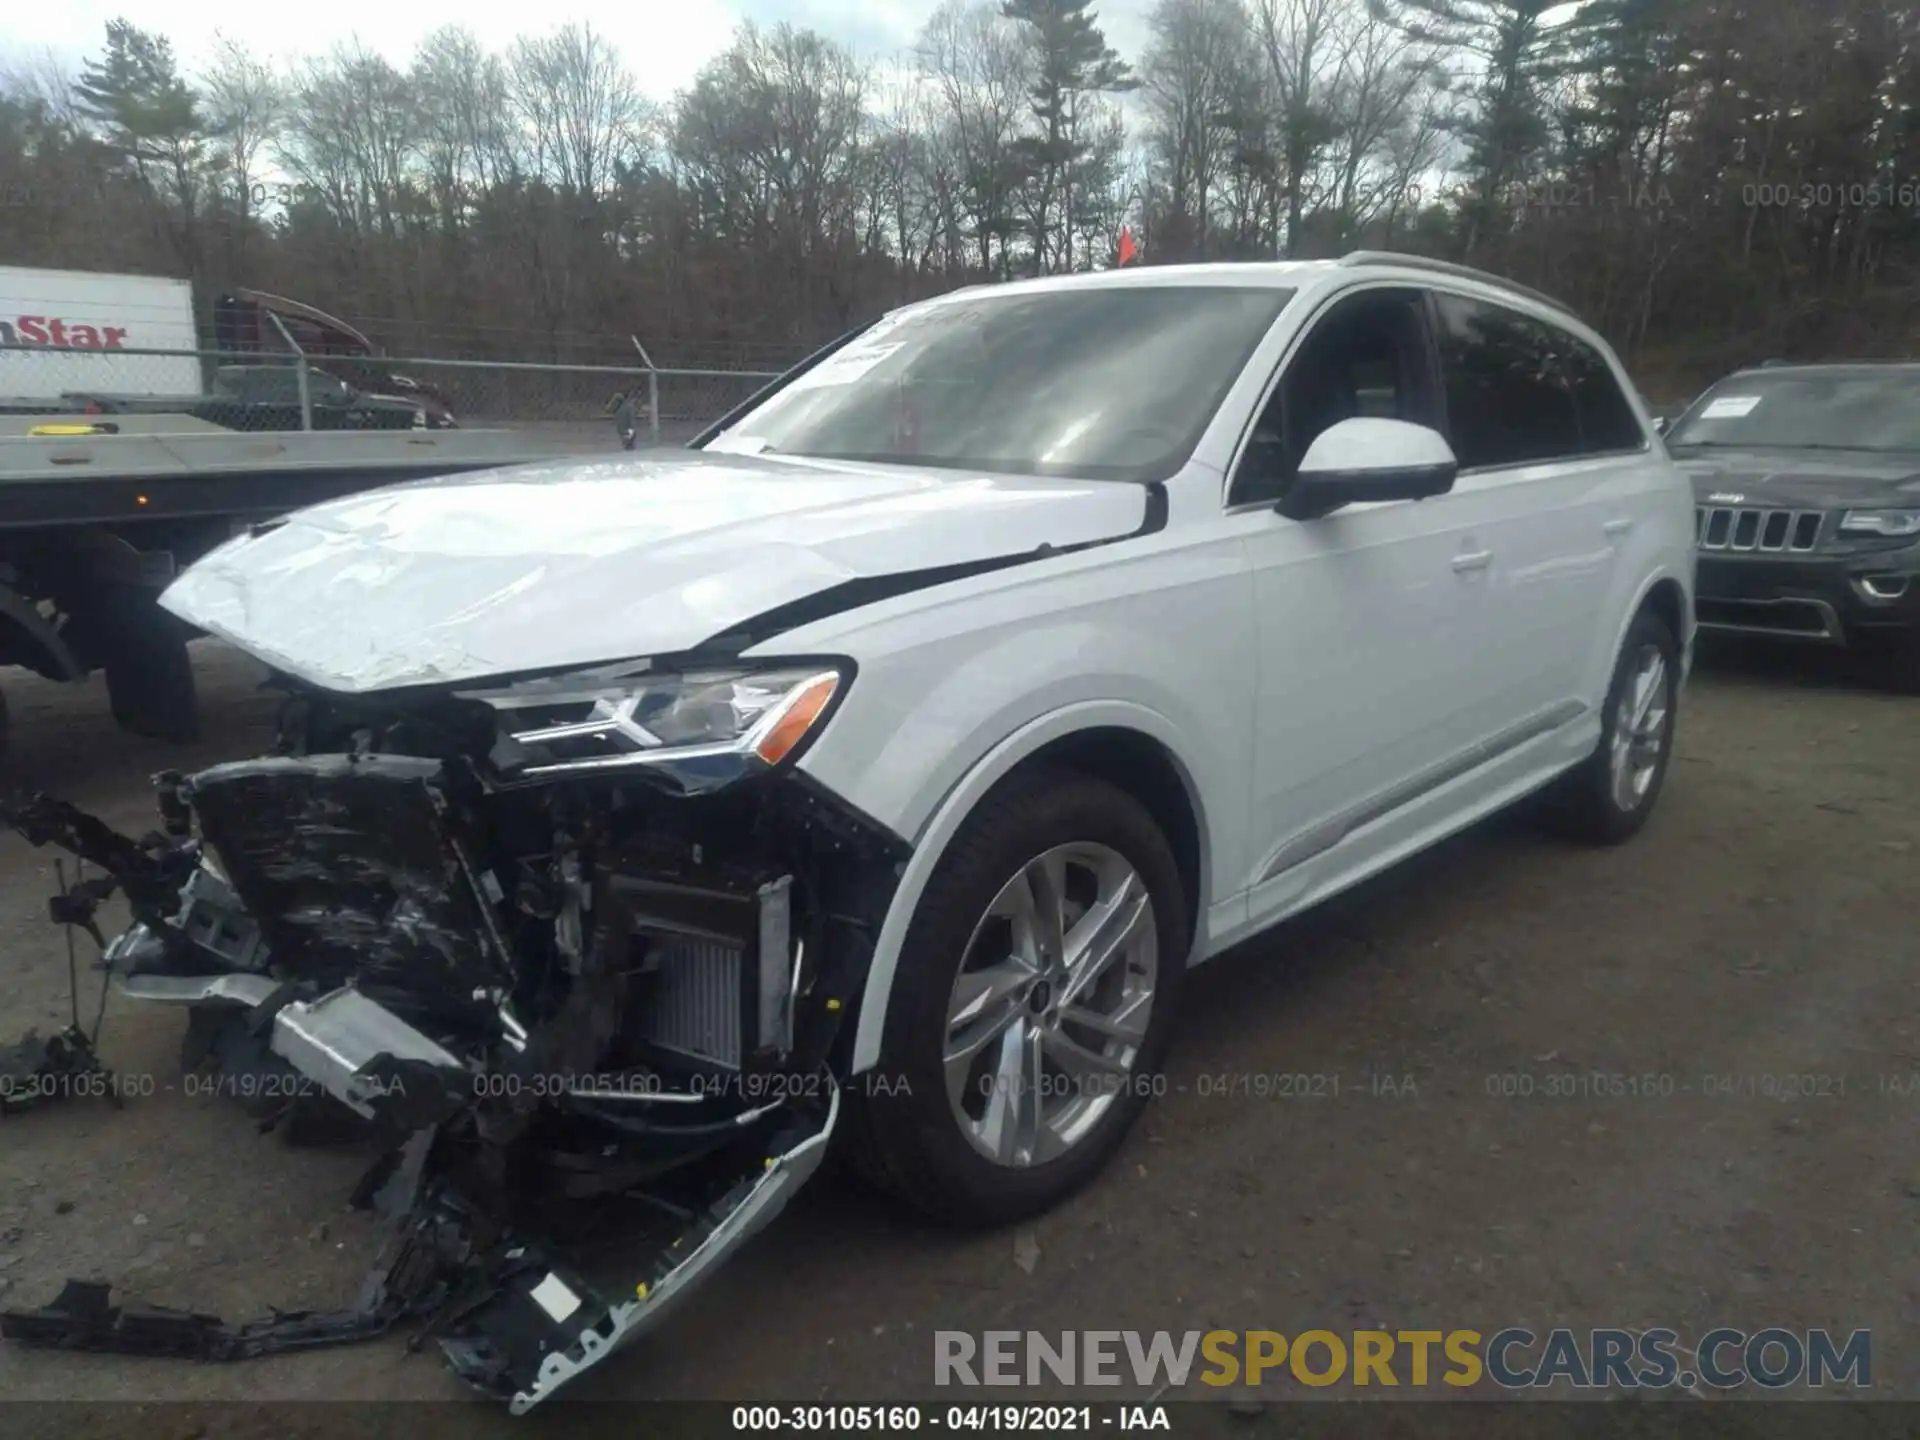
[161,450,1150,693]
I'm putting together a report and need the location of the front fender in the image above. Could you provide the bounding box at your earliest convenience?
[837,698,1210,1075]
[750,526,1256,1075]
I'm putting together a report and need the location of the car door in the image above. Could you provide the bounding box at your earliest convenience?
[1424,290,1649,721]
[1231,284,1513,927]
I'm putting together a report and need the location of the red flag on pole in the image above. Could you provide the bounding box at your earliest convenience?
[1116,226,1138,267]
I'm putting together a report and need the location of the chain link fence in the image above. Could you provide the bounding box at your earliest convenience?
[389,356,781,447]
[0,342,784,449]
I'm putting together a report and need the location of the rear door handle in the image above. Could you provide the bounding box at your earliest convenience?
[1603,518,1634,537]
[1452,549,1493,573]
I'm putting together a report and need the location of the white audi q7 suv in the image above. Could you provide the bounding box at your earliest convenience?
[0,252,1696,1410]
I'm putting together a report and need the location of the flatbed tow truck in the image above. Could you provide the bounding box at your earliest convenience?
[0,414,573,758]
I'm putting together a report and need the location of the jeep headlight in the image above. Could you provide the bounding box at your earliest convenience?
[1838,509,1920,537]
[459,664,844,781]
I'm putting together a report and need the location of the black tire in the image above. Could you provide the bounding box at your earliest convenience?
[844,767,1188,1228]
[98,588,199,743]
[1537,608,1681,844]
[105,637,198,742]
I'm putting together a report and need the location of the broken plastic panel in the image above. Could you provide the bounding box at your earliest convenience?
[442,1082,838,1413]
[182,754,510,1032]
[271,988,468,1119]
[0,691,871,1412]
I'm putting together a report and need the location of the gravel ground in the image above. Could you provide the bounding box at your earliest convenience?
[0,637,1914,1423]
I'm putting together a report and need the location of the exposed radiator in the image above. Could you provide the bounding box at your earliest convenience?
[634,938,745,1070]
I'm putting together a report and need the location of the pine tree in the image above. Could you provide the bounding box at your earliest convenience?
[74,19,209,274]
[1001,0,1137,272]
[1397,0,1582,260]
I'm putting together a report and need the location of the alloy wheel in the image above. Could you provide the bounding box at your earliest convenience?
[1609,643,1671,811]
[941,841,1158,1169]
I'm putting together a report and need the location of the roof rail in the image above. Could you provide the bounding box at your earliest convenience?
[1337,251,1579,320]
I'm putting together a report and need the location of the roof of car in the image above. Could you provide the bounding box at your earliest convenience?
[913,250,1582,323]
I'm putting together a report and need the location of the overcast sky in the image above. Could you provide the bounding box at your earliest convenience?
[2,0,1159,104]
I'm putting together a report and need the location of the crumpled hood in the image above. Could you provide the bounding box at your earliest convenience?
[1675,447,1920,509]
[160,450,1149,693]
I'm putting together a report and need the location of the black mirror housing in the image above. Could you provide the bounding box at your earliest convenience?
[1278,461,1459,521]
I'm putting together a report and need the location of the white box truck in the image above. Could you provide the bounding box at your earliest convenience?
[0,264,581,758]
[0,265,201,401]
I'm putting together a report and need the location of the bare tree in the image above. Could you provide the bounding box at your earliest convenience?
[2,49,88,132]
[1321,2,1446,241]
[673,23,870,332]
[414,27,516,212]
[870,67,940,288]
[509,23,650,197]
[1141,0,1253,258]
[202,36,282,229]
[1255,0,1345,255]
[277,45,418,235]
[915,0,1034,276]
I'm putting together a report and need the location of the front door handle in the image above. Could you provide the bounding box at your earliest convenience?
[1603,517,1634,538]
[1452,549,1493,573]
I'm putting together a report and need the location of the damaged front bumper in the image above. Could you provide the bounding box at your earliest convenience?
[4,1097,836,1412]
[0,697,896,1408]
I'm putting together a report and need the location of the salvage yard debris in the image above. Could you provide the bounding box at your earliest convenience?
[0,855,128,1117]
[0,710,859,1412]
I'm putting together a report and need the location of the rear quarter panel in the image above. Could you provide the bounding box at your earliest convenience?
[1580,451,1697,706]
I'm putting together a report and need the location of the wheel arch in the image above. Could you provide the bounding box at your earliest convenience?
[0,580,85,683]
[845,701,1210,1075]
[1639,574,1690,652]
[1594,567,1693,704]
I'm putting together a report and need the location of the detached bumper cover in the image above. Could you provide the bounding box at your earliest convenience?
[0,1054,840,1410]
[447,1082,837,1414]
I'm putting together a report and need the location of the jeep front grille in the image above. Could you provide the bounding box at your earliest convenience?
[1694,505,1822,553]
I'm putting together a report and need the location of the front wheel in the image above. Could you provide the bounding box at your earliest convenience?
[1537,609,1680,844]
[846,768,1188,1227]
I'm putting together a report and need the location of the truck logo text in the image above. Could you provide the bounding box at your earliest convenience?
[0,317,133,349]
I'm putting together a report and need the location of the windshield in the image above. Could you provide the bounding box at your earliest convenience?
[1666,371,1920,452]
[711,285,1295,481]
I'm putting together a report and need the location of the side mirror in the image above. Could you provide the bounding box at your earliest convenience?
[1652,415,1670,436]
[1278,417,1459,521]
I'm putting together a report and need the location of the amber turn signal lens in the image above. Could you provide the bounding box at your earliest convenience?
[752,672,840,765]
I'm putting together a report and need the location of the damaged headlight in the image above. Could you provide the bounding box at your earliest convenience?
[460,664,845,781]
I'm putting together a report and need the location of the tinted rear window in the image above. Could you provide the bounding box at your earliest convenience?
[1433,295,1642,467]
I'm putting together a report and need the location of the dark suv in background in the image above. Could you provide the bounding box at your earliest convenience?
[1665,362,1920,688]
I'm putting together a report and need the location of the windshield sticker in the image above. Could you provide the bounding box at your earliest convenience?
[784,340,906,395]
[1700,395,1761,419]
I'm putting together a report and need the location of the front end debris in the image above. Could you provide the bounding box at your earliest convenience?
[0,672,901,1410]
